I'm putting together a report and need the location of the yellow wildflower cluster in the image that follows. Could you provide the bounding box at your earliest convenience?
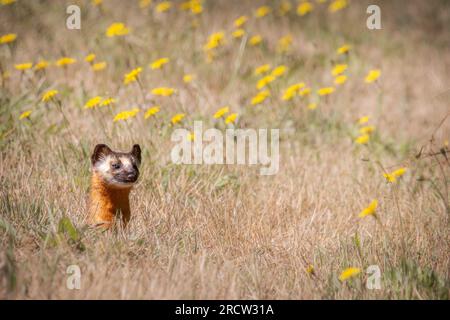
[180,0,202,14]
[281,83,305,101]
[355,116,376,145]
[84,96,116,109]
[113,108,140,122]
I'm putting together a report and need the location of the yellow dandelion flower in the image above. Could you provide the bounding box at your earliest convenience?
[355,134,370,145]
[150,57,170,70]
[251,90,271,105]
[281,83,305,101]
[155,1,172,13]
[297,1,313,16]
[255,5,271,18]
[256,75,276,90]
[113,108,140,122]
[213,106,229,119]
[277,34,293,53]
[365,69,381,83]
[106,22,130,37]
[307,103,318,110]
[334,75,347,85]
[299,87,311,97]
[0,33,17,44]
[271,65,288,78]
[144,106,160,119]
[84,96,103,109]
[331,64,348,76]
[383,173,396,183]
[180,0,192,10]
[225,113,238,124]
[317,87,335,96]
[123,67,142,85]
[19,110,32,120]
[92,0,102,5]
[204,31,225,51]
[329,0,348,13]
[339,267,361,281]
[355,134,370,144]
[282,90,296,101]
[139,0,152,9]
[358,116,369,125]
[35,60,49,70]
[249,35,263,46]
[41,89,58,102]
[171,113,185,125]
[85,53,96,63]
[151,87,176,96]
[383,168,407,183]
[56,57,76,67]
[1,0,16,5]
[359,125,375,135]
[306,265,315,275]
[279,0,292,15]
[337,44,351,55]
[14,62,33,71]
[100,97,116,107]
[189,1,203,14]
[186,132,195,141]
[183,74,195,83]
[254,64,271,76]
[92,61,107,71]
[232,29,245,39]
[359,199,378,218]
[234,15,248,28]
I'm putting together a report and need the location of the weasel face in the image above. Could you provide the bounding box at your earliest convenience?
[91,144,141,188]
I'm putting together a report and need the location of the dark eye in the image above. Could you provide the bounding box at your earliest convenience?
[112,162,121,169]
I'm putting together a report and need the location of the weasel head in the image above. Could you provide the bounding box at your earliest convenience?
[91,144,141,189]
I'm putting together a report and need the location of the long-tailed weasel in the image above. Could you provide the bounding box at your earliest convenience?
[88,144,141,229]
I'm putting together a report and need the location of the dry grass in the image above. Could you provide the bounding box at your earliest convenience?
[0,0,449,299]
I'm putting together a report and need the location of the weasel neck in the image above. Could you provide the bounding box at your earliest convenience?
[89,172,132,227]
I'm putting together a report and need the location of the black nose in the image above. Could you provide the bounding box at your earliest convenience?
[127,172,137,180]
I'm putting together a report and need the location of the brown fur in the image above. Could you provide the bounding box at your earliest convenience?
[88,172,132,228]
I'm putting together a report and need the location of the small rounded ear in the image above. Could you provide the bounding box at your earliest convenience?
[131,144,141,165]
[91,144,112,166]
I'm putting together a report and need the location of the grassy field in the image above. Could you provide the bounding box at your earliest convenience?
[0,0,449,299]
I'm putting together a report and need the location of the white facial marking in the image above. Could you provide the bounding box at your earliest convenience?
[120,156,133,169]
[95,155,112,174]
